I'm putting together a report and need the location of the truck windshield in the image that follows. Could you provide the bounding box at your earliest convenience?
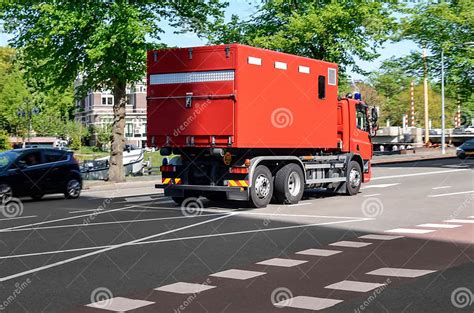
[356,104,369,132]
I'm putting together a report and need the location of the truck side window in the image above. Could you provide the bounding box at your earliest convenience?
[356,105,368,132]
[318,76,326,99]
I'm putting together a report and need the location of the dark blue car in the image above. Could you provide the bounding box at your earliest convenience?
[0,148,82,201]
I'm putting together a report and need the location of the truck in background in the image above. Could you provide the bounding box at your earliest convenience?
[147,44,378,207]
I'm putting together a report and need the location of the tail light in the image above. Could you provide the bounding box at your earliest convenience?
[229,167,249,174]
[160,165,176,172]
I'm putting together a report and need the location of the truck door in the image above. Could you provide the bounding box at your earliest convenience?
[351,103,373,160]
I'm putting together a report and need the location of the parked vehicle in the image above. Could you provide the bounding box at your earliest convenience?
[147,44,377,207]
[456,139,474,159]
[0,148,82,201]
[464,126,474,133]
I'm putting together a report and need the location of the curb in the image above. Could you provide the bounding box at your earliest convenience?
[83,177,162,191]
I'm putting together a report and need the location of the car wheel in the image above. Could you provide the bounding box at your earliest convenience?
[274,164,304,204]
[64,179,81,199]
[458,154,466,159]
[249,165,273,208]
[0,184,13,203]
[346,161,362,196]
[31,194,44,201]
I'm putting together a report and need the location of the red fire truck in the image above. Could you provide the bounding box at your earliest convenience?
[147,44,377,207]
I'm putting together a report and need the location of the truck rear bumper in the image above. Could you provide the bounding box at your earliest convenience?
[155,184,249,201]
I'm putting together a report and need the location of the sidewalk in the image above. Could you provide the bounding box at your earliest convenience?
[82,175,161,191]
[372,147,457,165]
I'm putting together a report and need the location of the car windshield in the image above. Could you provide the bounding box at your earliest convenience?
[0,151,20,171]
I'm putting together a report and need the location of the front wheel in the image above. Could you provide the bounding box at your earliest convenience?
[274,164,304,204]
[249,165,273,208]
[64,179,81,199]
[0,184,13,202]
[346,161,362,196]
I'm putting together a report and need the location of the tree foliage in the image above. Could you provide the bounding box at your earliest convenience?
[1,0,225,181]
[208,0,399,75]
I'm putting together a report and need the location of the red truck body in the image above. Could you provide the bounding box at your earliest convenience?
[147,44,376,207]
[147,44,339,149]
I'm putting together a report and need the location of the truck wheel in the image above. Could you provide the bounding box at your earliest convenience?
[346,161,362,196]
[249,165,273,208]
[274,164,304,204]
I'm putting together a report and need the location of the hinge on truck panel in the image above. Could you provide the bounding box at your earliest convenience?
[188,48,193,60]
[185,92,193,108]
[225,46,230,58]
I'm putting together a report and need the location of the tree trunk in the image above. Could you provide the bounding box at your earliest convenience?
[108,82,127,182]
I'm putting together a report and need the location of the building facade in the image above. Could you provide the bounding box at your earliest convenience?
[74,81,147,148]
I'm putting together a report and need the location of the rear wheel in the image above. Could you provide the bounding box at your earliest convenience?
[346,161,362,196]
[249,165,273,208]
[274,164,304,204]
[64,179,81,199]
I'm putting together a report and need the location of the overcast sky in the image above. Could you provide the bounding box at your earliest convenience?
[0,1,420,81]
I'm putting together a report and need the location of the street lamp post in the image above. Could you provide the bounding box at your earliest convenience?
[441,48,445,154]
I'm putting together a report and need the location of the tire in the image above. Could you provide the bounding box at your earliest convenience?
[346,160,362,196]
[249,165,273,208]
[274,164,304,204]
[0,184,13,203]
[31,194,44,201]
[64,179,81,199]
[458,154,466,160]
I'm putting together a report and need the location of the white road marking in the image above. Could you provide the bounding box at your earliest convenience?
[256,258,307,267]
[86,297,154,311]
[0,205,139,232]
[385,228,435,234]
[363,193,381,197]
[372,169,468,181]
[432,186,451,190]
[3,213,222,233]
[286,202,312,207]
[116,198,172,204]
[0,215,37,222]
[428,190,474,198]
[417,223,461,229]
[325,280,386,292]
[0,213,236,282]
[124,196,153,202]
[275,296,343,310]
[444,219,474,224]
[329,241,372,248]
[358,234,404,241]
[68,209,104,214]
[367,267,436,278]
[361,183,400,189]
[296,249,342,257]
[0,218,372,260]
[210,269,266,280]
[155,282,216,294]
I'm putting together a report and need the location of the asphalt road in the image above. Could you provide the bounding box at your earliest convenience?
[0,158,473,313]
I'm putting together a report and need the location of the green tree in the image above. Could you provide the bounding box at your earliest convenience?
[95,124,113,151]
[401,0,473,115]
[208,0,399,76]
[64,121,89,151]
[0,130,10,151]
[1,1,225,182]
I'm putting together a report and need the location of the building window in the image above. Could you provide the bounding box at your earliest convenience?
[101,95,114,105]
[125,123,133,138]
[126,94,133,105]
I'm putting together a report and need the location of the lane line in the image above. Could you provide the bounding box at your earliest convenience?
[329,241,372,248]
[367,267,436,278]
[444,219,474,224]
[0,205,139,232]
[363,194,380,197]
[361,183,400,189]
[428,190,474,198]
[385,228,435,234]
[68,209,104,214]
[0,215,37,222]
[417,223,461,229]
[0,218,372,260]
[2,213,224,232]
[432,186,451,190]
[0,213,236,282]
[372,169,468,181]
